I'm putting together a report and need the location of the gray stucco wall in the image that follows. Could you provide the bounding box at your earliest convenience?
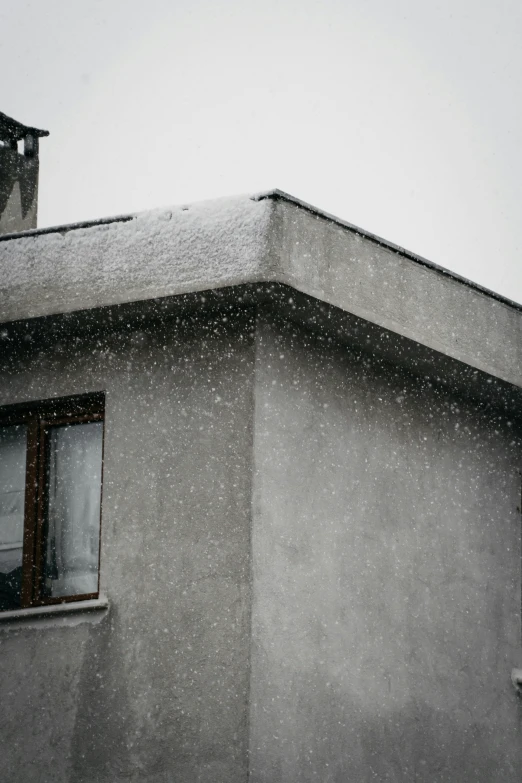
[1,299,522,781]
[0,310,255,783]
[249,314,522,782]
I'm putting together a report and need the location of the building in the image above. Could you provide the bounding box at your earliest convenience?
[1,118,522,782]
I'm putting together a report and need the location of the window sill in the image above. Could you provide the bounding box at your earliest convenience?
[0,597,109,631]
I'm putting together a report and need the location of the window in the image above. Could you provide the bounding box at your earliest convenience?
[0,394,104,612]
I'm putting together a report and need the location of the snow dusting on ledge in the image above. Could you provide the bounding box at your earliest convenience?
[0,193,273,323]
[2,189,522,394]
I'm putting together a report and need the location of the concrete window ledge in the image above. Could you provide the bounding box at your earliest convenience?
[0,597,109,631]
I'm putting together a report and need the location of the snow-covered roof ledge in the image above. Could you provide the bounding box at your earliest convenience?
[1,190,522,396]
[0,194,273,320]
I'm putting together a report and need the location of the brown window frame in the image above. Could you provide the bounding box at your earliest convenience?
[0,393,105,610]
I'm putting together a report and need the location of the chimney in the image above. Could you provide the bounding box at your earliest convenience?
[0,112,49,235]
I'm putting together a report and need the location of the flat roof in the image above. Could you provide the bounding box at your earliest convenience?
[1,188,519,314]
[1,190,521,397]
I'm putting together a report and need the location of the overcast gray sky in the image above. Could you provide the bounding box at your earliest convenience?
[3,0,522,303]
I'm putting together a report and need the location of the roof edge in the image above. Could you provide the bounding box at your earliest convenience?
[1,187,520,315]
[2,282,521,418]
[254,189,522,314]
[0,213,136,242]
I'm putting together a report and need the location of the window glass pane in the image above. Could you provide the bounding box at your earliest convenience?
[0,425,27,611]
[44,421,103,598]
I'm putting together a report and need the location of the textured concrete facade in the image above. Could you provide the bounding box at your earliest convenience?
[1,191,522,780]
[250,316,522,782]
[0,311,255,783]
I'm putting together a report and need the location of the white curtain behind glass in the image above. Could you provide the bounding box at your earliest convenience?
[0,425,27,609]
[45,421,103,597]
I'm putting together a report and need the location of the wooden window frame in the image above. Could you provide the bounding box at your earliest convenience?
[0,393,105,611]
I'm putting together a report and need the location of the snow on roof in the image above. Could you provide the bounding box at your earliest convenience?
[0,193,272,322]
[1,189,522,395]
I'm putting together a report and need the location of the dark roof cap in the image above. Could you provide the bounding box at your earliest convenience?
[0,111,49,143]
